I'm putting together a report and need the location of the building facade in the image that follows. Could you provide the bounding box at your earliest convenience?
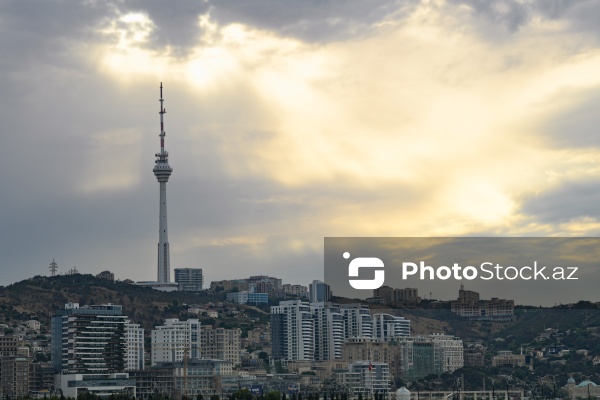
[151,319,201,366]
[126,322,145,371]
[200,326,241,366]
[372,314,410,341]
[311,302,344,361]
[309,280,332,303]
[174,268,203,292]
[340,304,373,339]
[51,303,127,374]
[271,300,314,362]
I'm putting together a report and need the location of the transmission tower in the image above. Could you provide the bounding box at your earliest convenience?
[49,259,58,276]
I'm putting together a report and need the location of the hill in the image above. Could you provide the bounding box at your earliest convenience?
[0,274,268,333]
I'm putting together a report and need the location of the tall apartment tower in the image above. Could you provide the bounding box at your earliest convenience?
[153,83,173,283]
[340,304,373,339]
[151,319,200,366]
[271,300,314,362]
[309,280,331,303]
[126,323,145,371]
[174,268,203,291]
[310,302,344,361]
[51,303,127,374]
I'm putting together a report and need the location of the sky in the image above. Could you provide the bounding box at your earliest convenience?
[2,0,600,304]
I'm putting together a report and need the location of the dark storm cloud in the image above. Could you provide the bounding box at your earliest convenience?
[451,0,530,33]
[0,1,114,70]
[519,179,600,225]
[206,0,410,43]
[113,0,210,56]
[451,0,600,40]
[108,0,412,53]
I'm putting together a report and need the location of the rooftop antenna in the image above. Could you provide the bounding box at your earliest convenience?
[49,259,58,276]
[159,82,166,156]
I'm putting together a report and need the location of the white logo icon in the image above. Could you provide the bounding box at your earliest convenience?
[345,252,385,290]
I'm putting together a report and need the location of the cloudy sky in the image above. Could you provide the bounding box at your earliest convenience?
[2,0,600,303]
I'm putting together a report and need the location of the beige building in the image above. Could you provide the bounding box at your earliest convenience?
[0,347,30,399]
[201,326,241,366]
[342,337,403,380]
[451,285,514,321]
[492,350,533,370]
[564,378,600,399]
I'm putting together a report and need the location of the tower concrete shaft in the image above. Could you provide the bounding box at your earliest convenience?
[153,83,173,283]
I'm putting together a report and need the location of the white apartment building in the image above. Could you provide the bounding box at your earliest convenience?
[151,319,200,366]
[271,300,314,362]
[372,314,410,341]
[200,326,241,366]
[340,304,373,339]
[310,302,344,361]
[126,322,144,371]
[430,333,464,372]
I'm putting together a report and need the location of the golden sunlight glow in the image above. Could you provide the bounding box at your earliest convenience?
[93,2,600,237]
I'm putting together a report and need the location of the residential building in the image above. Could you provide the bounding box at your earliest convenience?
[151,319,201,366]
[492,350,533,370]
[51,302,127,374]
[334,361,390,397]
[29,363,54,393]
[126,322,145,371]
[311,302,344,361]
[0,347,30,399]
[25,320,41,331]
[201,326,241,366]
[226,291,268,304]
[0,335,18,357]
[96,270,115,281]
[247,275,283,295]
[173,359,232,397]
[342,338,403,380]
[372,314,410,341]
[463,347,485,367]
[271,300,314,362]
[430,333,464,372]
[309,280,332,303]
[283,284,309,298]
[340,304,373,339]
[174,268,203,292]
[450,285,514,321]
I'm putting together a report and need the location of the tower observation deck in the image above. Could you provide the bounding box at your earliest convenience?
[153,83,173,283]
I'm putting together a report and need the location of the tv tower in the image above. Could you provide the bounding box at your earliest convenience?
[153,83,173,283]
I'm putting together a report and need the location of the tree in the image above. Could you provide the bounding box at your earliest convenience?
[267,391,281,400]
[234,389,252,400]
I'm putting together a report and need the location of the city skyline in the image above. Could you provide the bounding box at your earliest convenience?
[2,1,600,304]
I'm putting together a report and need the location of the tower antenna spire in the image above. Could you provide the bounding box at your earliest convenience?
[159,82,166,154]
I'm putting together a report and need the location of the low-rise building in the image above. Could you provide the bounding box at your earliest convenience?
[564,378,600,399]
[59,373,136,398]
[227,291,268,304]
[492,350,533,370]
